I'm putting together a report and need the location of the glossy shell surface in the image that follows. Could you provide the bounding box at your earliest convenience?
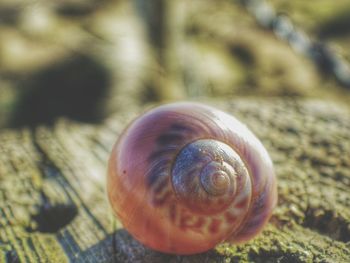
[107,102,277,254]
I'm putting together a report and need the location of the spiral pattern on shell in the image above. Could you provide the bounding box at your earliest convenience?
[107,102,277,255]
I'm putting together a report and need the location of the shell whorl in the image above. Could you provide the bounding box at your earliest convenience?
[172,139,250,216]
[107,102,277,254]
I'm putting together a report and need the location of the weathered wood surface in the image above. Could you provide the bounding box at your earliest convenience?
[0,99,349,262]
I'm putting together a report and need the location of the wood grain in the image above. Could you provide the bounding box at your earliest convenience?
[0,99,349,262]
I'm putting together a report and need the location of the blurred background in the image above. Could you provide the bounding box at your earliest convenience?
[0,0,349,129]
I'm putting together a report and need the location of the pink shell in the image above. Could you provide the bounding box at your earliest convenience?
[107,102,277,254]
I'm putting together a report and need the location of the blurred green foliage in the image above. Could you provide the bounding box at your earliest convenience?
[0,0,349,128]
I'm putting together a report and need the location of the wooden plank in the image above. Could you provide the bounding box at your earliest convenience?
[0,99,349,262]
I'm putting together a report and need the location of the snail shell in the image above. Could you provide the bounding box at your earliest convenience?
[107,102,277,255]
